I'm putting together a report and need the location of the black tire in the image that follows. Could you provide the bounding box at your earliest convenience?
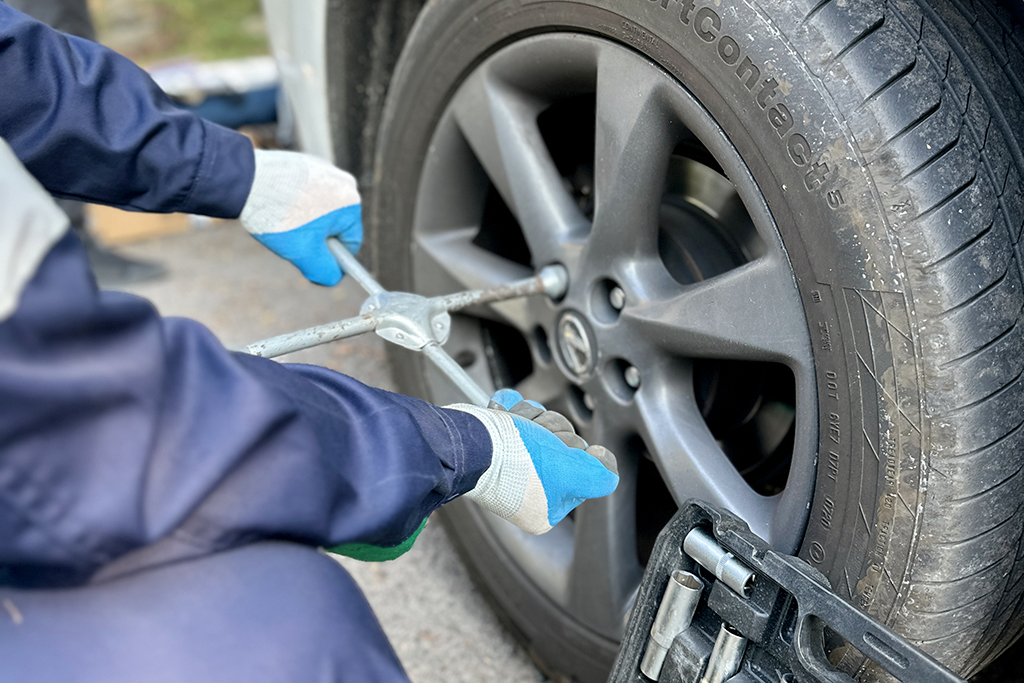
[368,0,1024,680]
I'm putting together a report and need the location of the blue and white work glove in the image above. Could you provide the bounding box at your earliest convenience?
[448,389,620,534]
[239,149,362,286]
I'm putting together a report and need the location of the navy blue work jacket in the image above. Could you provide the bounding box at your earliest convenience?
[0,4,491,586]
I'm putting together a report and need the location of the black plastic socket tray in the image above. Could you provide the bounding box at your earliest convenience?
[608,501,966,683]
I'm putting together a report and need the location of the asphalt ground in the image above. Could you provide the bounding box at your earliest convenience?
[115,223,545,683]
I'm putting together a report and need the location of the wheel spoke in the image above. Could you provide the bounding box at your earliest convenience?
[622,253,811,367]
[585,46,679,263]
[415,228,532,289]
[566,433,642,638]
[452,68,589,264]
[514,370,570,409]
[413,229,537,329]
[635,369,776,542]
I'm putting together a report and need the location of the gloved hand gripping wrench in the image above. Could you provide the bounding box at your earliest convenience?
[243,238,568,407]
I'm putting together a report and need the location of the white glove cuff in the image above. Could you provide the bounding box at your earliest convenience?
[447,403,528,519]
[447,404,552,534]
[240,150,309,235]
[240,150,360,236]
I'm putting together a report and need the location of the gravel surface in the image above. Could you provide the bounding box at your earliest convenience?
[116,224,545,683]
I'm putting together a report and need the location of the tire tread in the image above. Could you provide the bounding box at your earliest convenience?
[803,0,1024,673]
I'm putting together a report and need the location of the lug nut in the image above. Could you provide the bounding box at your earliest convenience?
[624,365,641,389]
[609,286,626,311]
[583,393,596,411]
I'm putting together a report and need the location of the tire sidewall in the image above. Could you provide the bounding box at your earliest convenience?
[372,0,920,678]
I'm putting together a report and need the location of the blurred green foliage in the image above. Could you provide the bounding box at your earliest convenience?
[93,0,268,64]
[153,0,267,61]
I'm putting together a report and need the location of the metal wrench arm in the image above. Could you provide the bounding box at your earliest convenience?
[421,343,491,407]
[242,314,378,359]
[327,238,384,297]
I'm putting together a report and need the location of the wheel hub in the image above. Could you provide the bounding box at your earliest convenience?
[555,309,597,380]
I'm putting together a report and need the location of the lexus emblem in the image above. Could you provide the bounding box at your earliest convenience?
[557,311,595,378]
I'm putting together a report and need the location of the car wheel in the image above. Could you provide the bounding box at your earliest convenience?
[369,0,1024,680]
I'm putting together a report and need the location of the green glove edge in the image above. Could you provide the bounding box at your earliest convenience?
[327,517,428,562]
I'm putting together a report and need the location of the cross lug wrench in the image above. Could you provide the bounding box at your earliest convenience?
[244,238,568,407]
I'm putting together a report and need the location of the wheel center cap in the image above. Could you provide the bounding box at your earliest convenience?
[556,310,597,379]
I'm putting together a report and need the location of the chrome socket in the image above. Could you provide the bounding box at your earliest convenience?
[700,623,747,683]
[538,263,569,299]
[683,527,756,597]
[640,570,703,680]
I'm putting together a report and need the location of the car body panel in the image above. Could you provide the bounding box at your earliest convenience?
[260,0,333,161]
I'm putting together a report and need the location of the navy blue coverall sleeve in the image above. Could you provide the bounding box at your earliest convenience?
[0,3,254,217]
[0,229,492,585]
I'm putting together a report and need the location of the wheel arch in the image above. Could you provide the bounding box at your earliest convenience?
[323,0,428,271]
[325,0,428,182]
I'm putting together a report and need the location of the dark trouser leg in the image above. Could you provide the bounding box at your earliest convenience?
[0,542,411,683]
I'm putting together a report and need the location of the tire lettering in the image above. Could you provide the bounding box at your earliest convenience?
[818,320,832,352]
[827,450,840,481]
[820,496,835,529]
[717,34,740,64]
[884,450,898,488]
[694,7,720,42]
[735,56,760,90]
[787,133,810,166]
[642,0,838,202]
[827,189,846,209]
[755,77,779,109]
[678,0,696,24]
[768,102,794,137]
[826,370,839,401]
[805,160,831,191]
[874,520,890,560]
[809,541,826,564]
[622,20,661,49]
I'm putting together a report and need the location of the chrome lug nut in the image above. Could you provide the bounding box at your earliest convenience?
[624,365,641,389]
[609,286,626,311]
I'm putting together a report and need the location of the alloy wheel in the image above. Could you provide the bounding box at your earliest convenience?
[409,34,817,640]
